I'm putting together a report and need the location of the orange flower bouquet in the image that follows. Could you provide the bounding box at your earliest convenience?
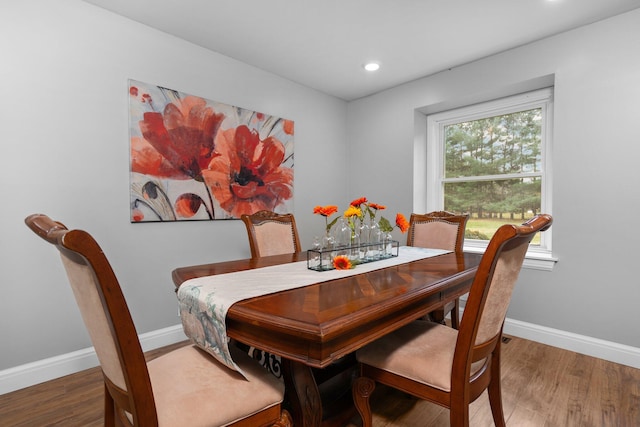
[309,197,407,271]
[348,196,408,236]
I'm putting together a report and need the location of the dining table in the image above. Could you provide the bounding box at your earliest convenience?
[172,249,482,427]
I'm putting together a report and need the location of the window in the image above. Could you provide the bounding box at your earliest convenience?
[425,88,555,269]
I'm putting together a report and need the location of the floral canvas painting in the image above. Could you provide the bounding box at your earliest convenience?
[128,79,294,222]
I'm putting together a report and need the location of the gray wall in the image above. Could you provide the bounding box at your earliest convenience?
[2,0,639,378]
[0,0,349,370]
[347,10,640,347]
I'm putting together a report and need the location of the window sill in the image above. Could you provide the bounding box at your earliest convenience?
[463,246,557,271]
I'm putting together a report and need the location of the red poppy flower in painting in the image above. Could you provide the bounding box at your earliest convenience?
[131,136,183,178]
[203,125,294,217]
[283,119,295,135]
[134,95,225,181]
[175,193,208,219]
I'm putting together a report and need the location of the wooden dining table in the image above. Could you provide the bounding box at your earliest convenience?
[172,250,482,427]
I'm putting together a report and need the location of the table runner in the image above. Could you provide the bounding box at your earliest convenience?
[177,246,450,377]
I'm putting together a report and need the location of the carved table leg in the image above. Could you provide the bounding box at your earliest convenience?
[282,359,322,427]
[352,376,375,427]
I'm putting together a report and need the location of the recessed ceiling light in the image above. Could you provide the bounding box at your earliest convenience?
[364,62,380,71]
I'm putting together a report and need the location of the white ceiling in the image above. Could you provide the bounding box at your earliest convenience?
[84,0,640,101]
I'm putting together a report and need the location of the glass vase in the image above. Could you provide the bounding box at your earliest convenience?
[334,217,351,249]
[382,232,394,258]
[349,231,360,262]
[321,230,335,270]
[369,220,381,260]
[358,218,370,260]
[310,236,322,269]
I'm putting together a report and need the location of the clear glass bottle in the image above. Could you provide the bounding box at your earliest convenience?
[334,217,351,249]
[369,220,381,260]
[310,236,321,269]
[321,231,334,270]
[349,226,360,262]
[358,217,370,260]
[382,232,394,257]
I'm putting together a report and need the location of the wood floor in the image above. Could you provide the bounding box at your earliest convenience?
[1,336,639,426]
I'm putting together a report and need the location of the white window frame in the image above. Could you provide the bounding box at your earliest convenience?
[425,88,556,270]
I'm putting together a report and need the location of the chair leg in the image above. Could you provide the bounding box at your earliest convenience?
[450,298,460,329]
[487,346,506,427]
[352,376,375,427]
[103,383,115,427]
[449,402,470,427]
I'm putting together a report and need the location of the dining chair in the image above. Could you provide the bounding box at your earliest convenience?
[352,214,552,427]
[406,211,469,328]
[240,210,301,259]
[25,213,292,427]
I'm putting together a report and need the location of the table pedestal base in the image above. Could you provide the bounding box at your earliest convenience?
[283,356,357,427]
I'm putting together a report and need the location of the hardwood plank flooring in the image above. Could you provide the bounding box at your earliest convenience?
[1,337,639,426]
[344,336,640,427]
[0,341,188,427]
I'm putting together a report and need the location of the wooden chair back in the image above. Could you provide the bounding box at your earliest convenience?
[451,214,552,424]
[25,214,156,426]
[241,210,301,258]
[25,214,292,427]
[460,214,552,362]
[353,214,552,427]
[449,214,552,422]
[406,211,469,252]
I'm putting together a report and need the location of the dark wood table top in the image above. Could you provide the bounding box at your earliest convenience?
[172,250,482,369]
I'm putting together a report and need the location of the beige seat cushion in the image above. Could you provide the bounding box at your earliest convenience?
[356,321,483,392]
[147,344,284,426]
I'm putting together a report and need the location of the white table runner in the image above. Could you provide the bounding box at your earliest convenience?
[177,246,450,377]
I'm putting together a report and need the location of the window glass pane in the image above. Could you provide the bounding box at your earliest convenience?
[423,87,552,255]
[444,109,542,178]
[444,177,541,244]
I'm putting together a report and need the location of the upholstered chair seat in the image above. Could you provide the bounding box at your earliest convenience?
[356,321,485,392]
[147,345,284,426]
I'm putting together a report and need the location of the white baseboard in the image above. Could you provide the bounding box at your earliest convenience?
[2,320,639,396]
[0,325,186,395]
[503,318,640,369]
